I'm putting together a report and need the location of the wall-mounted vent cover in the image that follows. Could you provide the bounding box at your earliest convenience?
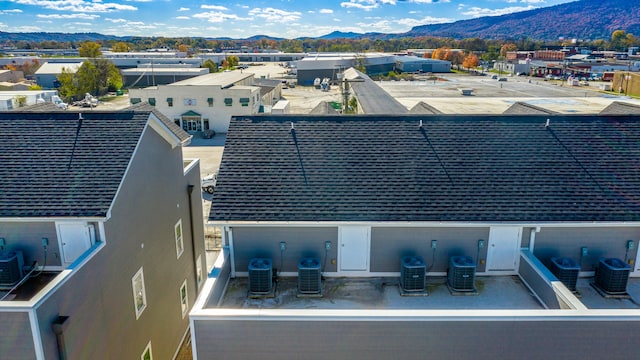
[248,258,272,295]
[0,251,24,288]
[448,256,476,292]
[298,257,322,295]
[400,256,426,292]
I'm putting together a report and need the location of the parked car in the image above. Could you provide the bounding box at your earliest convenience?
[201,173,217,194]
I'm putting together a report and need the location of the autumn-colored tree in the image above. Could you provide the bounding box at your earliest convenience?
[111,42,129,52]
[462,53,480,70]
[431,47,452,61]
[221,55,239,70]
[178,44,189,54]
[79,41,102,58]
[499,43,518,57]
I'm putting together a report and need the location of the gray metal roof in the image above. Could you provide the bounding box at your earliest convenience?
[0,111,151,218]
[599,101,640,115]
[343,68,408,114]
[211,114,640,223]
[503,101,558,115]
[409,101,443,114]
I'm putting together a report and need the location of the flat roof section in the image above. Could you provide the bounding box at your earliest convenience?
[170,71,254,87]
[219,276,545,310]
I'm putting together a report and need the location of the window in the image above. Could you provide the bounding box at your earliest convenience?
[203,119,210,130]
[175,219,184,258]
[132,267,147,319]
[141,341,152,360]
[224,98,233,106]
[130,98,141,104]
[196,254,203,286]
[239,98,250,107]
[179,280,188,318]
[167,97,173,107]
[207,98,214,107]
[148,98,156,106]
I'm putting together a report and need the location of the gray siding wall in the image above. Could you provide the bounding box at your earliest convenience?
[194,317,640,360]
[0,311,36,359]
[231,227,338,273]
[371,227,489,273]
[533,227,640,271]
[35,127,203,360]
[518,250,561,309]
[0,222,61,268]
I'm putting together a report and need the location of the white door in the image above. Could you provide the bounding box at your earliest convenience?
[486,226,522,271]
[339,226,370,272]
[57,223,93,265]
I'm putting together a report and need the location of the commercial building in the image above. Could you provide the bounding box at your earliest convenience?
[128,71,274,134]
[34,62,82,89]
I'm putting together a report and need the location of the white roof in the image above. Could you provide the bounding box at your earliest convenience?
[35,62,82,74]
[169,71,254,86]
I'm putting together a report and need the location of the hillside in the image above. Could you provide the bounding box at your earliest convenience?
[404,0,640,40]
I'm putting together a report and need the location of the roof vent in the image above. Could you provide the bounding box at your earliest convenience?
[545,118,550,128]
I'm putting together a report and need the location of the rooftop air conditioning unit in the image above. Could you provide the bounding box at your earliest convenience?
[400,256,426,292]
[448,256,476,292]
[0,251,25,288]
[550,257,580,292]
[248,258,273,295]
[298,257,322,295]
[595,258,630,294]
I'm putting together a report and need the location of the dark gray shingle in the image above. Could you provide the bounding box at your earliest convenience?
[0,111,150,218]
[211,115,640,223]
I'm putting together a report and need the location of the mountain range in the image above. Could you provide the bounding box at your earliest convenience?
[0,0,638,43]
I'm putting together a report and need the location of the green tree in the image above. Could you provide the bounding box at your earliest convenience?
[56,67,77,101]
[202,59,218,73]
[79,41,102,58]
[14,95,27,108]
[111,42,129,52]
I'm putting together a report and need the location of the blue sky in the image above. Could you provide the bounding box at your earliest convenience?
[0,0,576,38]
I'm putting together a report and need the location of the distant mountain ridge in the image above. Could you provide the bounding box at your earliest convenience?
[0,0,638,44]
[403,0,640,40]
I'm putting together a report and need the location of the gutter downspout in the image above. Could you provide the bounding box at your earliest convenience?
[51,316,69,360]
[187,185,199,296]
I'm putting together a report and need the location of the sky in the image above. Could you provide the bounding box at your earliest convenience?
[0,0,577,39]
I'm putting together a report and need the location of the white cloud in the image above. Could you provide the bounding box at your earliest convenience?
[462,5,536,17]
[248,8,302,22]
[319,9,334,14]
[105,18,127,23]
[192,11,246,23]
[340,0,378,11]
[178,7,189,11]
[0,9,23,14]
[176,16,190,20]
[125,0,152,2]
[37,13,100,19]
[396,15,453,27]
[12,25,43,32]
[520,0,545,3]
[201,5,228,11]
[12,0,137,12]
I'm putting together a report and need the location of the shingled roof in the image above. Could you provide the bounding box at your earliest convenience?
[211,114,640,223]
[0,111,151,218]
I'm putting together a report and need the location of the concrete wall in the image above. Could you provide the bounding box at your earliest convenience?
[34,126,204,359]
[0,222,61,268]
[193,316,640,360]
[231,227,338,273]
[371,227,489,273]
[0,311,36,359]
[533,227,640,271]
